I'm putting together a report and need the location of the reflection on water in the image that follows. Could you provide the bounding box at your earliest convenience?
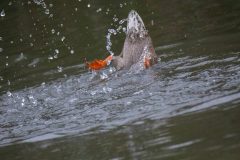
[0,0,240,160]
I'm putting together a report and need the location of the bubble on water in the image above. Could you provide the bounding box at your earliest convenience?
[10,41,14,44]
[78,0,82,2]
[75,8,78,11]
[57,66,63,72]
[70,49,74,54]
[120,4,123,8]
[49,14,53,18]
[96,8,102,13]
[57,32,60,35]
[6,62,8,67]
[49,4,53,7]
[1,9,5,17]
[19,38,23,42]
[87,4,91,8]
[0,76,3,81]
[51,29,55,34]
[29,34,32,38]
[8,1,12,6]
[0,37,2,41]
[30,43,34,47]
[7,91,12,97]
[28,1,31,4]
[60,24,63,27]
[0,48,3,52]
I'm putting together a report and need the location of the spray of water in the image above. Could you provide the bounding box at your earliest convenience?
[106,18,127,56]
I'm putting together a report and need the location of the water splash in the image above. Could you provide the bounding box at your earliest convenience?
[106,18,127,56]
[15,53,27,62]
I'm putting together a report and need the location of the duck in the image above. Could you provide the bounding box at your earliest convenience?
[86,10,157,71]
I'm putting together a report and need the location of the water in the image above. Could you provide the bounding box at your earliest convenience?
[1,0,240,159]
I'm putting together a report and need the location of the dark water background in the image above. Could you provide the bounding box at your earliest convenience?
[1,0,240,159]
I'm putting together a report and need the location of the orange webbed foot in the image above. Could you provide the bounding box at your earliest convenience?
[85,55,113,71]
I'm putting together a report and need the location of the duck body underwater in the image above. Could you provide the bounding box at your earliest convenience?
[86,10,158,71]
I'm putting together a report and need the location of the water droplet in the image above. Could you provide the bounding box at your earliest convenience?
[113,17,118,22]
[122,27,126,32]
[7,91,12,97]
[103,87,112,93]
[61,36,65,41]
[6,62,8,67]
[75,8,78,11]
[55,49,59,54]
[100,72,108,80]
[15,52,27,62]
[90,90,96,96]
[45,9,49,15]
[49,4,53,7]
[87,4,91,8]
[48,56,53,60]
[151,20,154,26]
[1,9,5,17]
[30,43,33,47]
[70,49,74,54]
[28,58,40,67]
[96,8,102,13]
[29,34,32,38]
[0,48,3,52]
[57,66,63,72]
[0,36,2,41]
[21,98,25,106]
[0,76,3,81]
[10,41,14,44]
[8,1,12,6]
[51,29,55,34]
[109,67,116,73]
[120,4,123,8]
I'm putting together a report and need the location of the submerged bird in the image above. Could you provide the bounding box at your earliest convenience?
[86,10,158,71]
